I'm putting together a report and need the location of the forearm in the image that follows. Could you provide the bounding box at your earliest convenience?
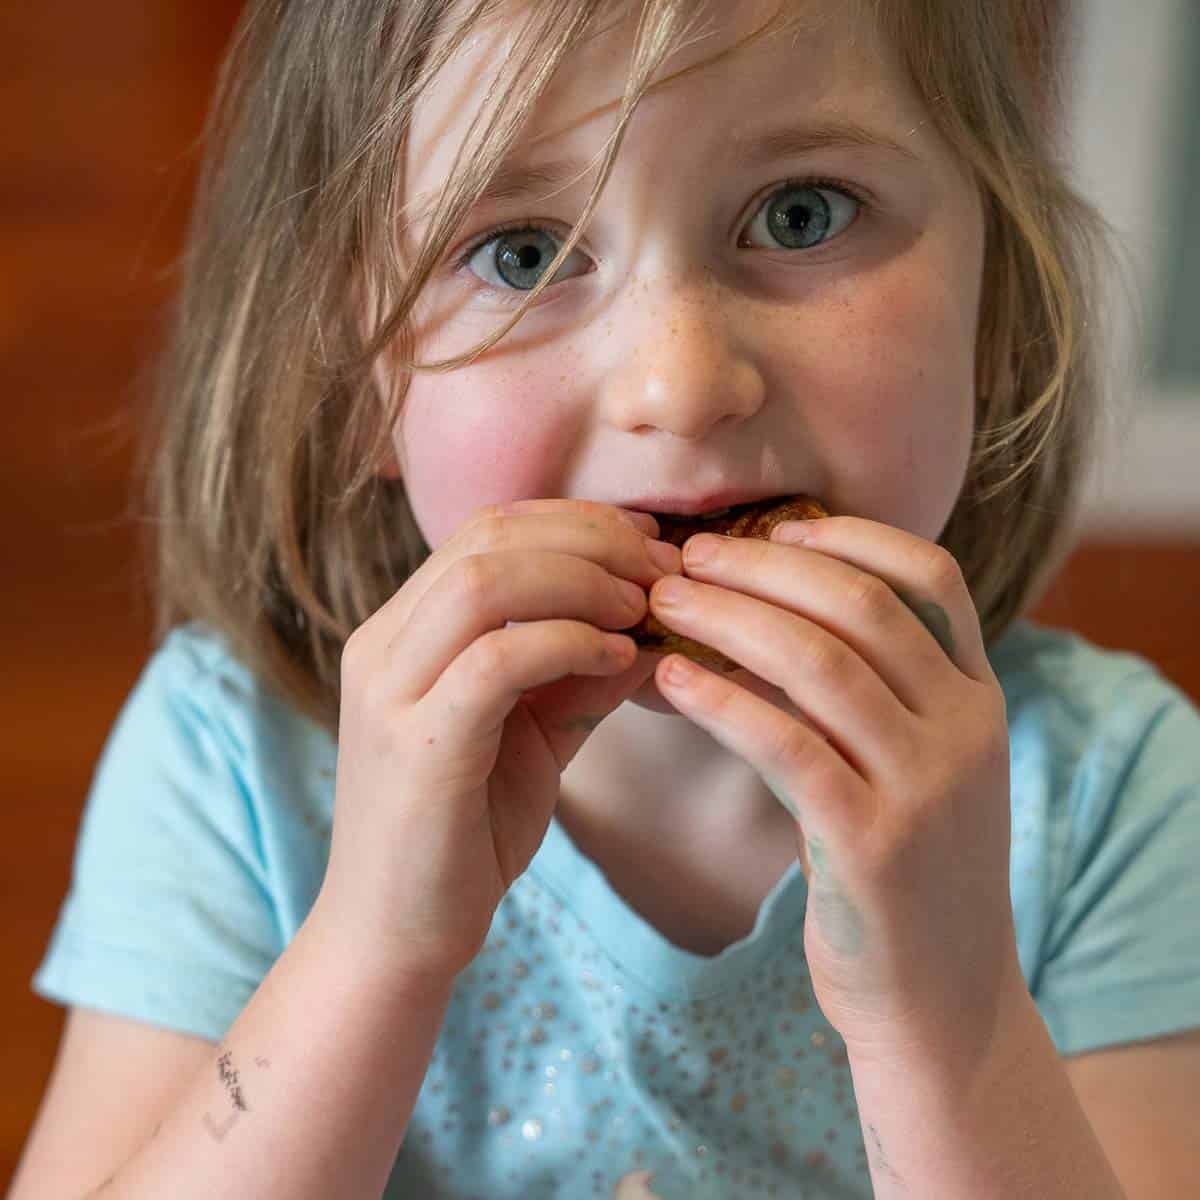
[847,983,1127,1199]
[98,898,454,1200]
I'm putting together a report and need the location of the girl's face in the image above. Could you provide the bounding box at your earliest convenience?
[386,0,985,709]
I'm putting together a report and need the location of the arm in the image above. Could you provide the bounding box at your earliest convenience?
[90,896,454,1200]
[846,978,1128,1200]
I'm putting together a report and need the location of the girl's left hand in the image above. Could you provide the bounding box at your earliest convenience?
[648,515,1022,1068]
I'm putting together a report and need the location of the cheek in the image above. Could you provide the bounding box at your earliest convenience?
[396,370,568,547]
[809,269,976,539]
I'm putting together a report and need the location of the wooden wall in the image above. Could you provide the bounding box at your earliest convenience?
[2,1,1198,1189]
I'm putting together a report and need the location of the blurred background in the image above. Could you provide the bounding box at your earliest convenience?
[2,0,1198,1186]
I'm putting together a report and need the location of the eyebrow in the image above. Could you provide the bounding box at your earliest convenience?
[473,118,924,207]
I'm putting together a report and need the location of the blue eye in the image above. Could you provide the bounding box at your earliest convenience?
[462,225,589,293]
[456,176,867,297]
[741,180,861,251]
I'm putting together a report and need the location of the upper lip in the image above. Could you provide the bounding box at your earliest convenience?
[615,488,790,517]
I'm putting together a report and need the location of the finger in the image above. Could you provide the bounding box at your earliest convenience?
[517,650,660,771]
[371,503,676,635]
[387,550,648,703]
[654,652,870,845]
[494,497,660,538]
[768,516,993,684]
[679,534,961,717]
[650,576,916,784]
[416,618,641,765]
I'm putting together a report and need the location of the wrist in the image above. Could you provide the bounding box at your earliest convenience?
[844,946,1033,1099]
[306,890,461,1006]
[842,968,1128,1200]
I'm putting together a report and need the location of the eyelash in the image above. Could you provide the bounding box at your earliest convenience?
[452,175,873,289]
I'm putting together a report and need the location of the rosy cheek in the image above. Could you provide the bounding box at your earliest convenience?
[397,374,567,547]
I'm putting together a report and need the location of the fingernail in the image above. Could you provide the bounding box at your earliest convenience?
[618,510,659,536]
[648,539,682,573]
[683,534,720,566]
[770,521,810,542]
[614,577,646,612]
[653,575,692,606]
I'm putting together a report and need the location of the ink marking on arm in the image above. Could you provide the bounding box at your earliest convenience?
[866,1122,903,1184]
[217,1049,250,1111]
[202,1109,241,1142]
[203,1049,251,1141]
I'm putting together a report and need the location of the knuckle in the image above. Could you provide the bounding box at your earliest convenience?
[451,553,500,609]
[768,720,823,770]
[340,625,371,687]
[797,631,849,685]
[468,628,513,685]
[473,502,508,525]
[844,573,895,624]
[473,512,516,549]
[919,542,965,597]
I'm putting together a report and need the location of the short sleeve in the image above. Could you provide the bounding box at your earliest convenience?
[1034,671,1200,1057]
[31,628,285,1041]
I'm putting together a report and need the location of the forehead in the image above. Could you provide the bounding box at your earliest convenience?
[407,0,935,215]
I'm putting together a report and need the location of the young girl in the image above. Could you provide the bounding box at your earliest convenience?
[14,0,1200,1197]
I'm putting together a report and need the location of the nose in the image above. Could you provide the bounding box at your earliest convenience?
[599,271,765,439]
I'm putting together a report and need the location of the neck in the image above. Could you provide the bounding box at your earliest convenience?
[557,673,794,850]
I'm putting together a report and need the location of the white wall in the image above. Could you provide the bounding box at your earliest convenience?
[1062,0,1200,537]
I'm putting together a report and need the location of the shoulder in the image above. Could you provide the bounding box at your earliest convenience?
[147,621,260,709]
[988,618,1200,857]
[140,622,329,754]
[103,622,337,830]
[993,622,1200,1054]
[987,618,1199,775]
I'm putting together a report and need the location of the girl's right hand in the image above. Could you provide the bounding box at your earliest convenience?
[317,500,682,988]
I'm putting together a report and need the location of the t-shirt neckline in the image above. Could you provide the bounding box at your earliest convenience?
[526,814,809,1002]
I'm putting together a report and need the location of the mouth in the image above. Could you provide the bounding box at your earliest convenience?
[676,508,729,523]
[623,491,792,520]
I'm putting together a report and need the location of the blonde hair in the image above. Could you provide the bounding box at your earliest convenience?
[141,0,1127,733]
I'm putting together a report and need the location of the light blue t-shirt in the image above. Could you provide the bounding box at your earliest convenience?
[32,619,1200,1197]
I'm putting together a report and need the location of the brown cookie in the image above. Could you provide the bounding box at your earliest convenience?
[628,495,829,672]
